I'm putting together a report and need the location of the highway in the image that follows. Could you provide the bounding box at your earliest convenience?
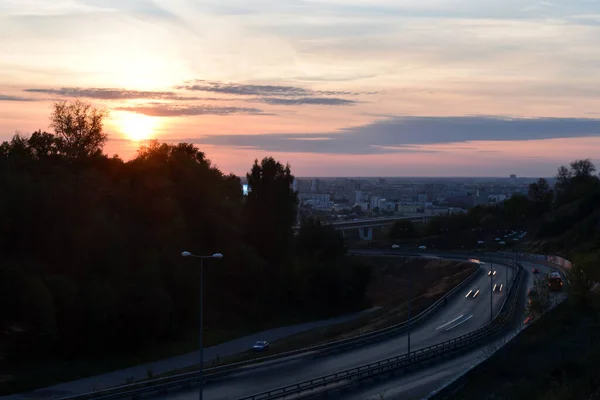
[322,259,564,400]
[164,255,514,400]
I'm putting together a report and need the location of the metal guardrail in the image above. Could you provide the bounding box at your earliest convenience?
[235,262,525,400]
[55,253,487,400]
[426,258,571,400]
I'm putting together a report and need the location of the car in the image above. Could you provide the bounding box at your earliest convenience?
[532,268,540,274]
[493,283,503,292]
[252,341,270,352]
[465,289,480,298]
[488,270,497,276]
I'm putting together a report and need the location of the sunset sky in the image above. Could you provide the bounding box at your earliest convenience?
[2,0,600,177]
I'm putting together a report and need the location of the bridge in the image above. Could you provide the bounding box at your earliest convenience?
[294,215,431,240]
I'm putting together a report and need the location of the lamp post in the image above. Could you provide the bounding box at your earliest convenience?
[477,240,493,323]
[392,244,412,354]
[499,241,508,291]
[181,251,224,400]
[490,258,494,323]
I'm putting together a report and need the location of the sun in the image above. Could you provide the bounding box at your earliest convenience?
[118,113,157,141]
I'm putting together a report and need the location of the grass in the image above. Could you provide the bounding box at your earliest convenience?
[447,296,600,400]
[136,257,476,381]
[0,315,316,396]
[1,257,475,395]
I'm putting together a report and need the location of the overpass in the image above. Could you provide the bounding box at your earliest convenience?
[294,215,431,240]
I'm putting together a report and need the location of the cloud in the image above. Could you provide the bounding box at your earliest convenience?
[190,116,600,154]
[0,94,38,102]
[115,103,268,117]
[24,87,202,101]
[254,97,358,106]
[23,85,361,107]
[173,80,367,107]
[176,80,361,97]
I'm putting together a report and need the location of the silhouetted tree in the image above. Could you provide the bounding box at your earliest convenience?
[0,108,373,374]
[50,100,107,161]
[555,159,600,206]
[527,276,551,321]
[296,218,347,262]
[244,157,298,265]
[569,253,599,308]
[503,194,532,222]
[528,178,553,203]
[571,159,596,178]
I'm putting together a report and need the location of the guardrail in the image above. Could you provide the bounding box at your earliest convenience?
[426,258,571,400]
[236,262,525,400]
[54,254,506,400]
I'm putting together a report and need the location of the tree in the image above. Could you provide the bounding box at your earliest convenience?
[554,159,600,206]
[295,217,346,262]
[569,253,599,308]
[503,194,532,222]
[244,157,298,265]
[50,100,108,160]
[527,276,551,321]
[570,159,596,178]
[528,178,553,204]
[388,219,419,240]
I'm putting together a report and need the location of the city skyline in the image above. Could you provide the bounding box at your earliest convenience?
[2,0,600,176]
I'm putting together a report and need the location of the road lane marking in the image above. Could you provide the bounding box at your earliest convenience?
[435,314,465,331]
[465,290,473,298]
[445,314,473,331]
[473,289,480,298]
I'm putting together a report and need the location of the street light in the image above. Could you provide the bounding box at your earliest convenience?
[477,240,493,324]
[181,251,224,400]
[498,241,509,291]
[490,258,494,323]
[391,245,412,354]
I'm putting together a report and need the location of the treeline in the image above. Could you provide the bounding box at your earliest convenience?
[0,101,370,362]
[389,159,600,246]
[388,158,600,305]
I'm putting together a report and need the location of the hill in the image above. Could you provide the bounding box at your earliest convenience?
[421,159,600,400]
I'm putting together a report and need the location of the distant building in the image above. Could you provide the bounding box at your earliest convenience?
[370,196,382,210]
[311,179,318,192]
[354,190,368,203]
[298,193,330,202]
[509,174,517,185]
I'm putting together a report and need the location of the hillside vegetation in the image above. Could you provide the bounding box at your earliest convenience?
[0,101,371,394]
[416,159,600,400]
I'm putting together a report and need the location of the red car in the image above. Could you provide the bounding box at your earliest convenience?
[532,268,540,274]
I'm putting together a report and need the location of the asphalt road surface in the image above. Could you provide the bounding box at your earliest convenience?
[325,259,565,400]
[1,308,382,400]
[165,258,514,400]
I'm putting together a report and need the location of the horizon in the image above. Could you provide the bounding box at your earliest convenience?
[2,0,600,176]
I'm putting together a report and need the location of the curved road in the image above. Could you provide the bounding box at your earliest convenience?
[166,256,515,400]
[332,259,565,400]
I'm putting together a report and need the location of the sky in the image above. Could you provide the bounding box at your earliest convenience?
[1,0,600,177]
